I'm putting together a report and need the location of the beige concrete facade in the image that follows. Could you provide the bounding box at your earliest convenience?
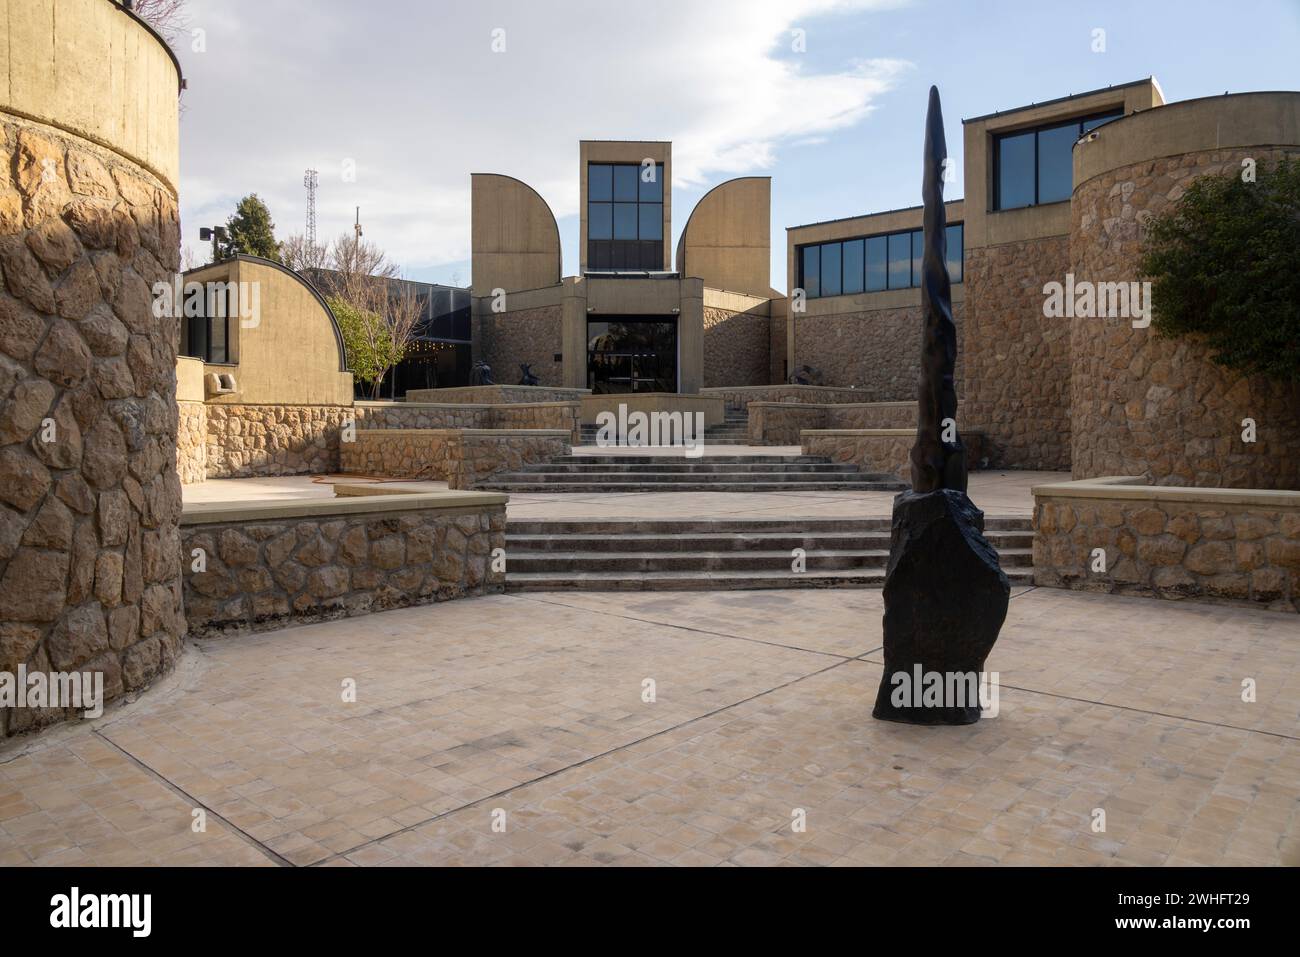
[677,177,773,298]
[470,173,563,298]
[180,255,354,406]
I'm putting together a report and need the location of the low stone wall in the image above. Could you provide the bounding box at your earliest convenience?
[703,384,874,412]
[177,401,207,484]
[205,404,351,479]
[802,429,985,480]
[405,385,589,404]
[748,401,920,445]
[180,492,508,637]
[340,429,570,489]
[358,400,580,443]
[1032,477,1300,611]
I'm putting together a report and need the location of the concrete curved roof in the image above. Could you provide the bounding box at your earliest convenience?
[470,173,563,294]
[676,176,772,297]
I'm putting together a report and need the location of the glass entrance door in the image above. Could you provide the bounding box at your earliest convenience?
[587,317,677,393]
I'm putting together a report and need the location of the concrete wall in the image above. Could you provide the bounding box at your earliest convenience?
[182,256,354,407]
[1068,93,1300,488]
[677,177,772,297]
[470,173,562,298]
[0,0,183,737]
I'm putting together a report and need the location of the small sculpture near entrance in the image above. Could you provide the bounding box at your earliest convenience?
[518,363,540,386]
[787,364,824,386]
[871,86,1010,726]
[470,360,494,386]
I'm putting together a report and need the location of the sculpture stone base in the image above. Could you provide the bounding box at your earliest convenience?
[872,488,1010,725]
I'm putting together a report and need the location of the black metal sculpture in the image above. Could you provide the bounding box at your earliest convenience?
[787,364,824,386]
[518,363,540,386]
[871,86,1010,726]
[470,360,494,386]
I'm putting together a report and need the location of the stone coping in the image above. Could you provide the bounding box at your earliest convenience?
[356,400,579,410]
[180,491,508,526]
[702,385,875,395]
[801,428,984,437]
[1031,475,1300,509]
[352,428,571,437]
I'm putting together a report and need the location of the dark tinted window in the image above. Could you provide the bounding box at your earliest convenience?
[945,223,963,284]
[994,109,1123,210]
[842,239,864,295]
[613,203,637,240]
[589,202,612,240]
[798,223,963,299]
[887,232,911,289]
[1037,122,1078,204]
[589,164,612,201]
[820,242,842,296]
[802,245,820,298]
[613,165,638,201]
[639,163,663,201]
[997,130,1035,210]
[865,236,888,291]
[588,162,665,269]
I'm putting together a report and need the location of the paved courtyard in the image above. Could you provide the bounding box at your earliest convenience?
[2,585,1296,866]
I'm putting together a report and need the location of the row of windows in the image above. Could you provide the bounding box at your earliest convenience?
[797,224,963,299]
[588,162,663,242]
[995,109,1122,210]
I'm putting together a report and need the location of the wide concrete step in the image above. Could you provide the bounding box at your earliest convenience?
[506,517,1033,534]
[487,470,897,485]
[478,480,909,492]
[562,454,831,464]
[505,530,1034,552]
[521,461,861,473]
[505,548,1034,573]
[505,566,1035,592]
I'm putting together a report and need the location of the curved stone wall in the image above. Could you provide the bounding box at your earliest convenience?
[1069,93,1300,488]
[0,0,183,736]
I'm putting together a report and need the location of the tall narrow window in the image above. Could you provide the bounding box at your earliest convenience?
[587,162,664,270]
[842,239,864,295]
[801,245,820,299]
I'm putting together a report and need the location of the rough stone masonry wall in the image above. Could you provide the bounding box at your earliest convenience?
[477,304,563,388]
[204,403,352,479]
[803,430,984,481]
[340,429,570,488]
[0,118,185,736]
[703,307,770,388]
[1070,148,1300,488]
[704,384,876,412]
[960,237,1071,471]
[747,401,917,445]
[793,302,964,401]
[181,504,506,637]
[406,385,586,404]
[176,400,206,484]
[1034,492,1300,611]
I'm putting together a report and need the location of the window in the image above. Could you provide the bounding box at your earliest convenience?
[796,223,964,299]
[181,286,232,363]
[994,109,1122,210]
[587,162,664,270]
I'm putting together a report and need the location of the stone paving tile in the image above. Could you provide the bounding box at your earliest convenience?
[863,588,1300,737]
[368,661,1299,867]
[0,734,271,866]
[521,590,886,658]
[88,596,830,866]
[2,586,1296,867]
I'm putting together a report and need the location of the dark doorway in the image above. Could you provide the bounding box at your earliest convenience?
[587,316,677,393]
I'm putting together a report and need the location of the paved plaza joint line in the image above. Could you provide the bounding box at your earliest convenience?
[2,582,1297,867]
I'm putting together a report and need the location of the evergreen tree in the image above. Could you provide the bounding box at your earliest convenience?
[220,194,282,262]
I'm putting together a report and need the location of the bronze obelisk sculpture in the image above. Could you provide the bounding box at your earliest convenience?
[871,86,1010,725]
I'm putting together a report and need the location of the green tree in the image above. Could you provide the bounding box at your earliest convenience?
[327,295,403,399]
[220,193,282,262]
[1139,156,1300,381]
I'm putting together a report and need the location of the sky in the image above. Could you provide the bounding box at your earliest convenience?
[174,0,1300,292]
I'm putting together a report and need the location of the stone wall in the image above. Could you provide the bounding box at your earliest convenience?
[181,496,507,637]
[702,306,770,388]
[803,429,984,481]
[0,76,184,732]
[204,404,351,479]
[477,304,564,388]
[405,385,588,404]
[1033,478,1300,611]
[748,401,918,445]
[176,400,206,484]
[790,302,964,401]
[1069,148,1300,488]
[703,384,878,412]
[358,401,580,442]
[960,237,1071,471]
[340,428,570,488]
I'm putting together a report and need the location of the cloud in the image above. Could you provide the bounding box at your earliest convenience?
[177,0,910,275]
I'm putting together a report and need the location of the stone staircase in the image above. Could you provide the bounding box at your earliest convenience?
[502,517,1035,591]
[577,409,751,446]
[473,453,907,493]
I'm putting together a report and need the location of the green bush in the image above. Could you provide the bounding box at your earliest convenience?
[1139,156,1300,381]
[326,295,401,398]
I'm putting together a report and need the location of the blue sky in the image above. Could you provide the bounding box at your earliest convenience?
[177,0,1300,292]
